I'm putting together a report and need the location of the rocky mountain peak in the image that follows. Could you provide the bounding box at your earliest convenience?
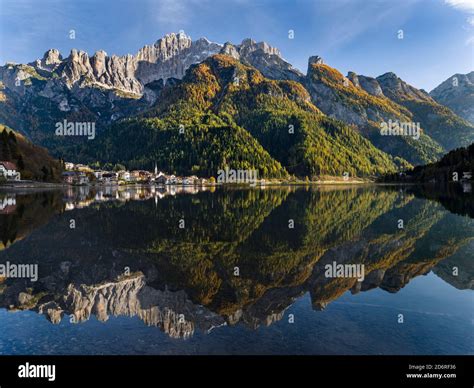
[136,31,193,63]
[69,48,89,60]
[377,72,432,102]
[221,42,240,60]
[430,71,474,124]
[191,37,222,56]
[359,75,384,97]
[93,49,108,58]
[134,31,221,84]
[430,72,474,96]
[466,71,474,83]
[347,71,360,87]
[42,49,62,66]
[308,55,324,67]
[306,56,325,76]
[19,32,300,97]
[376,72,400,88]
[220,38,301,81]
[238,38,282,58]
[30,49,63,72]
[348,72,384,97]
[60,49,93,86]
[90,50,108,78]
[23,31,223,94]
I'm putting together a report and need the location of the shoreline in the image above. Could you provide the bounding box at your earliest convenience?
[3,178,464,190]
[0,180,425,191]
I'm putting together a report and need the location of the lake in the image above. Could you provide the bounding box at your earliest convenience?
[0,185,472,355]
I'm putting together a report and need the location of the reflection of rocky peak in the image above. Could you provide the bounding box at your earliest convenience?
[0,187,471,338]
[239,286,302,329]
[380,272,419,293]
[360,269,386,291]
[36,274,225,339]
[432,241,474,290]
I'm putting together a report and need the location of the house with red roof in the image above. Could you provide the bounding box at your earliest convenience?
[0,161,21,181]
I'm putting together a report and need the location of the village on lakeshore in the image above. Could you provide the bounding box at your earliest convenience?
[60,162,271,187]
[61,162,215,186]
[0,159,378,187]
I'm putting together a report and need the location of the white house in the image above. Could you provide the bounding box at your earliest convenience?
[117,170,131,182]
[166,175,177,185]
[0,161,20,181]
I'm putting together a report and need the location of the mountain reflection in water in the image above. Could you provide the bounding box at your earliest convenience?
[0,185,472,350]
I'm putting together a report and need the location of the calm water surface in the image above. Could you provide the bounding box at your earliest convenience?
[0,185,472,355]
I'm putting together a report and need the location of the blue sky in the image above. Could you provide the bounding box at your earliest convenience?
[0,0,473,91]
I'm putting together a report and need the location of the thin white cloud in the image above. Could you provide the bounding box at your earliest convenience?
[147,0,211,28]
[444,0,474,12]
[147,0,253,28]
[445,1,474,46]
[152,0,194,24]
[312,0,420,52]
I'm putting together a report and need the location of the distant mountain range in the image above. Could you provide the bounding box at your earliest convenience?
[0,32,473,178]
